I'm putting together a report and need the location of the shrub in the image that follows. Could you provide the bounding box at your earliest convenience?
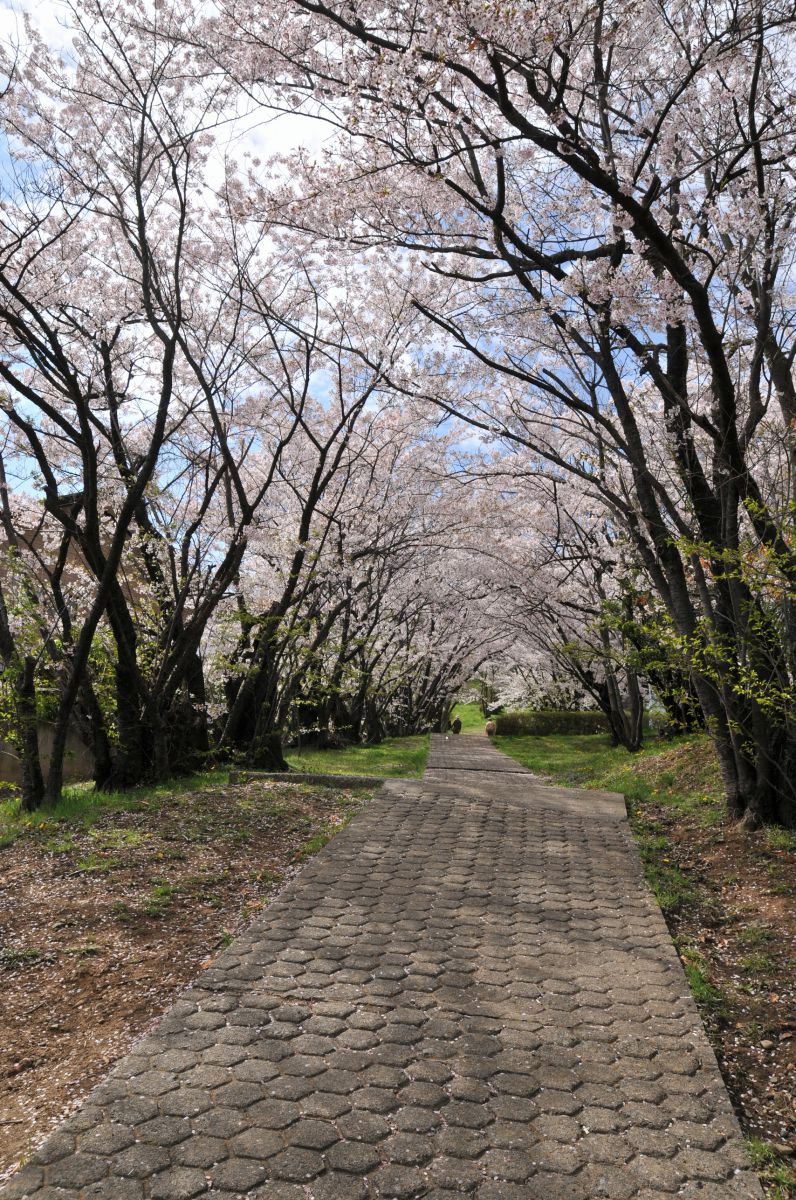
[494,710,610,736]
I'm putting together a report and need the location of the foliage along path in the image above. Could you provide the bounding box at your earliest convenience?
[0,735,762,1199]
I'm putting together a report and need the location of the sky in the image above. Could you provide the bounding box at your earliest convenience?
[0,0,329,163]
[0,0,70,53]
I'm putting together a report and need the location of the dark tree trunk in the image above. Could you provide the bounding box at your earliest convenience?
[74,677,113,791]
[0,587,44,811]
[17,656,44,813]
[106,657,146,790]
[364,701,384,744]
[248,732,289,771]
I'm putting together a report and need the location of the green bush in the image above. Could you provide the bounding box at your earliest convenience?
[495,710,610,736]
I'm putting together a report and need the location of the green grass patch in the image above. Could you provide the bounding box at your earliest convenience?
[296,826,337,859]
[741,952,777,976]
[637,836,697,914]
[738,925,776,947]
[492,731,656,789]
[295,795,362,861]
[764,827,796,853]
[76,851,120,873]
[0,946,50,968]
[286,734,429,779]
[143,882,178,918]
[676,942,729,1019]
[45,834,79,854]
[90,827,147,851]
[0,767,233,846]
[745,1139,796,1196]
[64,941,103,958]
[449,702,490,733]
[253,866,284,888]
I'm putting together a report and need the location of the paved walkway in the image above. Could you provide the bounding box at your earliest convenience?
[1,734,761,1199]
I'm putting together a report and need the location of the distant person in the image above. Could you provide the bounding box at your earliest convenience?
[451,717,462,735]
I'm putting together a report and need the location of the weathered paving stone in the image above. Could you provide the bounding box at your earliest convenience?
[427,1154,484,1190]
[311,1173,369,1200]
[45,1154,108,1189]
[0,735,764,1200]
[172,1136,228,1169]
[149,1168,208,1199]
[135,1116,192,1147]
[0,1167,44,1198]
[28,1134,76,1166]
[82,1181,143,1200]
[208,1156,269,1191]
[269,1146,325,1181]
[336,1110,391,1142]
[369,1163,427,1197]
[325,1140,381,1174]
[78,1124,136,1156]
[112,1144,171,1178]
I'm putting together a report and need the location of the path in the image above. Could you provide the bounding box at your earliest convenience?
[0,734,761,1199]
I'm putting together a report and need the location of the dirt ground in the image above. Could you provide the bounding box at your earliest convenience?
[1,753,794,1195]
[634,742,796,1194]
[0,779,371,1179]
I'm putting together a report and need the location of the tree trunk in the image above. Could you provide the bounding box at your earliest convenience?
[17,656,44,812]
[248,731,289,771]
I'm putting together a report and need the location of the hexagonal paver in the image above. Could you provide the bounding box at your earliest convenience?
[208,1157,267,1192]
[267,1147,325,1182]
[325,1140,381,1174]
[149,1167,208,1199]
[0,736,764,1200]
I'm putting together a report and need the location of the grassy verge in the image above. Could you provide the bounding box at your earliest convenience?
[286,734,429,778]
[0,767,234,847]
[492,729,686,791]
[747,1140,796,1199]
[449,701,491,732]
[496,729,796,1196]
[0,729,428,844]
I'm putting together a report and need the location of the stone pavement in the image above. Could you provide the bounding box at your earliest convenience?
[1,734,762,1199]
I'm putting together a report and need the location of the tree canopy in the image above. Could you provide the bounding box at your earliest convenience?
[0,0,793,826]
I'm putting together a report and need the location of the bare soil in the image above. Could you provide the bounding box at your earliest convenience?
[634,741,796,1192]
[0,778,371,1179]
[2,746,794,1195]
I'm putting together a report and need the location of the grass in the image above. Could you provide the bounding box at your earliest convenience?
[286,734,429,778]
[295,790,364,861]
[449,702,490,733]
[492,730,648,788]
[0,731,427,841]
[746,1139,796,1198]
[0,766,234,845]
[75,851,120,873]
[764,827,796,852]
[0,946,50,967]
[741,952,778,976]
[143,882,178,918]
[676,941,729,1019]
[64,941,103,957]
[738,925,776,947]
[111,900,132,922]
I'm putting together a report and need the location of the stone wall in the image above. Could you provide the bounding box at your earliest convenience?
[0,723,94,785]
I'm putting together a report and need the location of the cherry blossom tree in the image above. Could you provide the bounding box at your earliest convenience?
[0,0,500,797]
[204,0,796,825]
